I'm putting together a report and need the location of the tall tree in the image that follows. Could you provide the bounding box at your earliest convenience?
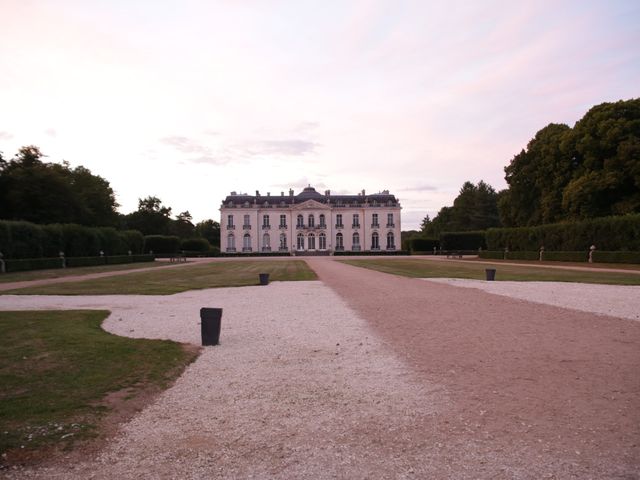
[195,219,221,247]
[123,196,173,235]
[172,211,196,238]
[0,146,118,226]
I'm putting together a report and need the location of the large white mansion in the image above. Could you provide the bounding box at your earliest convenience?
[219,186,402,254]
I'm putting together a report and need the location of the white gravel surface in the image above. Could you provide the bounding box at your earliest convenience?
[424,278,640,321]
[0,281,444,479]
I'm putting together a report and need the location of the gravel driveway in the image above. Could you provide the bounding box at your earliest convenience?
[1,257,639,479]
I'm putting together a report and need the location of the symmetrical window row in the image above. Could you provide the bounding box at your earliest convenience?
[227,213,394,229]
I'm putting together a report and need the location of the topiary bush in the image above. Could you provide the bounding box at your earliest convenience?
[440,231,486,250]
[180,237,211,252]
[409,238,439,253]
[7,221,43,259]
[144,235,181,254]
[119,230,144,254]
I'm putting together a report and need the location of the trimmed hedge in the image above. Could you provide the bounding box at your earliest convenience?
[144,235,181,254]
[479,250,640,264]
[440,231,487,250]
[3,254,155,273]
[486,214,640,251]
[0,220,146,259]
[180,237,211,252]
[408,238,439,252]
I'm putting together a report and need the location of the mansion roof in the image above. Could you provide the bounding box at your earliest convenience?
[221,186,400,208]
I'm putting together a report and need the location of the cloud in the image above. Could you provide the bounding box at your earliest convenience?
[242,139,318,156]
[159,136,231,165]
[0,131,14,140]
[397,184,438,192]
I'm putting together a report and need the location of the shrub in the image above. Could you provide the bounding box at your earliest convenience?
[440,231,486,251]
[478,250,504,260]
[593,251,640,264]
[119,230,144,254]
[65,256,107,268]
[143,235,181,254]
[180,237,210,252]
[542,251,588,262]
[41,224,65,258]
[61,224,101,257]
[97,227,129,255]
[409,238,439,253]
[486,214,640,251]
[5,257,63,272]
[0,222,11,257]
[8,221,43,259]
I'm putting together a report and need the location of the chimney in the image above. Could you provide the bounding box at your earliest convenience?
[256,190,260,196]
[267,192,270,196]
[281,191,284,196]
[361,189,365,196]
[289,189,294,196]
[325,190,330,196]
[230,191,237,195]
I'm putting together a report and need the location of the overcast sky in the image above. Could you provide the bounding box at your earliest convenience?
[1,1,638,229]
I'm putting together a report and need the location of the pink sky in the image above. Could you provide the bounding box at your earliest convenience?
[1,0,638,229]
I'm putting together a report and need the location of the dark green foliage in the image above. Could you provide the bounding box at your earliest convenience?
[4,257,64,272]
[123,196,173,235]
[41,224,64,258]
[119,230,144,254]
[171,211,195,238]
[0,222,10,257]
[96,227,128,255]
[486,214,640,251]
[61,224,101,257]
[180,237,210,252]
[409,237,439,252]
[479,250,640,264]
[440,231,487,250]
[6,221,43,259]
[0,146,118,226]
[195,219,221,247]
[332,250,408,256]
[593,251,640,264]
[422,181,501,237]
[143,235,181,254]
[500,99,640,226]
[65,256,107,268]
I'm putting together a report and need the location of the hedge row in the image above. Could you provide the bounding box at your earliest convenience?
[408,238,439,252]
[479,250,640,264]
[486,214,640,251]
[440,231,487,250]
[3,254,155,273]
[0,220,144,259]
[333,250,409,256]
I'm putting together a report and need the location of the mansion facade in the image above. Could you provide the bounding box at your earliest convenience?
[220,186,402,254]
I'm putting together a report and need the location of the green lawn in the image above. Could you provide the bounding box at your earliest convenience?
[0,310,199,461]
[342,258,640,285]
[4,260,317,295]
[0,261,167,284]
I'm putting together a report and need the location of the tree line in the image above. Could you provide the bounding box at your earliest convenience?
[416,98,639,238]
[0,146,220,247]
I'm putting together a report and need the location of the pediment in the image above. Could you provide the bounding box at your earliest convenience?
[292,199,331,210]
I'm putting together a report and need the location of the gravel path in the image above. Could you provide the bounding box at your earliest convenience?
[0,282,443,479]
[1,257,639,479]
[426,278,640,321]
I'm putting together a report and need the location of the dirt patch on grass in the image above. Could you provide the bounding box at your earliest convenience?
[1,343,200,471]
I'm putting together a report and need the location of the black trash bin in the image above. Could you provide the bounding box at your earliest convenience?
[200,307,222,346]
[259,273,270,285]
[485,268,496,281]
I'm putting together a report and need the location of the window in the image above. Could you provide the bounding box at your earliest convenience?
[335,232,344,250]
[308,233,316,250]
[243,233,252,252]
[227,234,235,252]
[280,214,287,227]
[279,233,287,250]
[372,213,379,227]
[336,214,343,228]
[386,232,395,249]
[243,214,251,229]
[387,213,394,227]
[319,214,326,227]
[262,233,270,251]
[352,232,360,251]
[227,215,234,228]
[352,214,360,228]
[371,232,379,250]
[308,214,315,227]
[262,215,270,228]
[319,233,326,250]
[297,233,305,250]
[297,214,304,227]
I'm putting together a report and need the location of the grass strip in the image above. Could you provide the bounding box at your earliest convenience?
[0,310,198,461]
[4,260,317,295]
[342,258,640,285]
